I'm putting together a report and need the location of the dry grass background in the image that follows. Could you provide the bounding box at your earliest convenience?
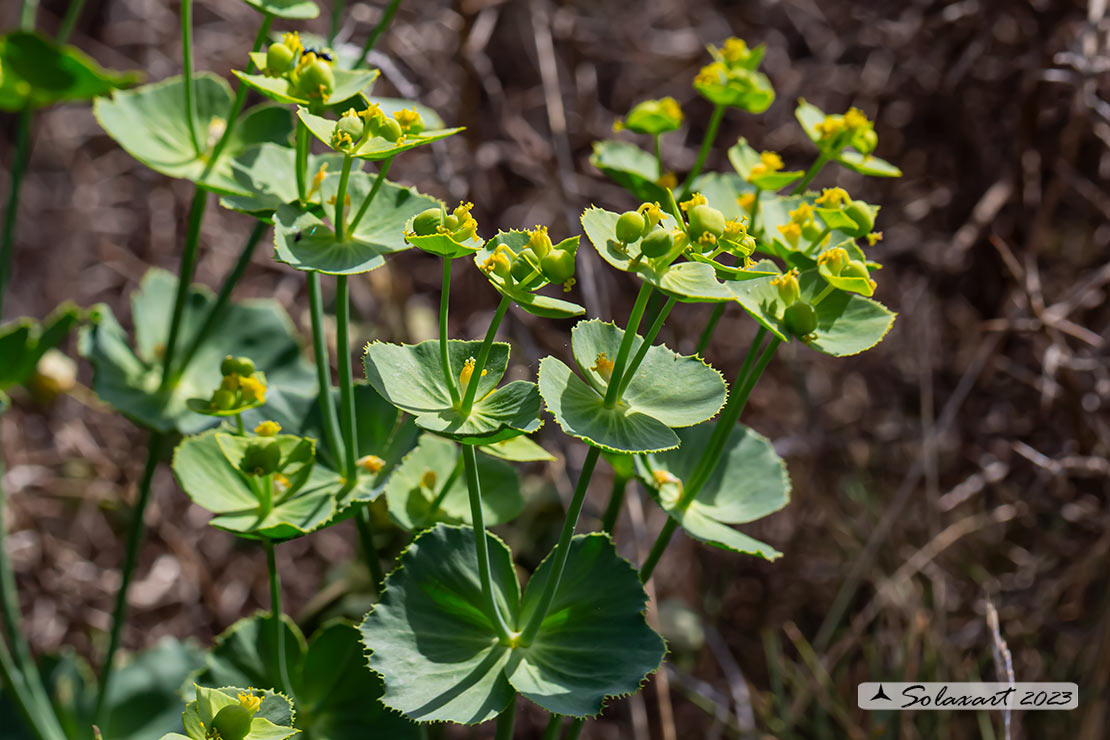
[2,0,1110,737]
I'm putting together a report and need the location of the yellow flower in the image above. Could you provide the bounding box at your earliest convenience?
[591,352,614,382]
[844,106,870,131]
[815,187,850,208]
[770,268,801,304]
[737,192,756,211]
[239,376,267,404]
[656,172,678,189]
[777,222,802,247]
[815,116,845,141]
[652,469,682,493]
[679,193,707,212]
[817,247,849,275]
[254,421,281,437]
[694,62,725,88]
[358,455,385,474]
[638,201,666,227]
[458,357,486,395]
[660,96,683,122]
[720,37,750,65]
[749,150,784,179]
[281,32,303,53]
[866,231,883,246]
[789,202,815,225]
[393,107,424,134]
[237,691,262,714]
[420,470,437,489]
[527,224,552,253]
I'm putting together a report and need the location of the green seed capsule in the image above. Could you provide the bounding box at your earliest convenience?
[298,59,335,99]
[234,357,255,377]
[640,229,673,258]
[688,204,726,241]
[379,117,403,143]
[844,200,875,235]
[841,260,870,280]
[220,355,238,376]
[336,115,364,142]
[241,440,282,476]
[412,208,443,236]
[540,250,576,283]
[615,211,646,244]
[212,389,236,411]
[211,704,253,740]
[783,302,818,337]
[265,43,295,76]
[511,248,540,281]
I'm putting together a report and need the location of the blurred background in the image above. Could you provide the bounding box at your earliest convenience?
[2,0,1109,737]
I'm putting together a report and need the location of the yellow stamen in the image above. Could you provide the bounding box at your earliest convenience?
[358,455,385,474]
[591,352,615,382]
[237,691,262,714]
[652,469,682,493]
[254,421,281,437]
[679,193,707,212]
[239,376,267,404]
[815,187,850,208]
[776,222,802,247]
[866,231,883,246]
[458,357,486,395]
[789,202,815,225]
[737,192,756,211]
[420,470,437,489]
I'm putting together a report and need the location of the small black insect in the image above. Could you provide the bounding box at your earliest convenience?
[302,47,333,62]
[294,231,303,242]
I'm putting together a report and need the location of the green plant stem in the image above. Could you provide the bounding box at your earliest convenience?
[461,445,514,643]
[307,272,346,472]
[335,275,359,483]
[564,718,585,740]
[347,157,394,232]
[353,508,385,593]
[330,0,345,42]
[602,282,653,408]
[260,474,274,517]
[334,155,355,241]
[599,476,627,535]
[236,414,245,435]
[56,0,86,42]
[20,0,37,30]
[811,283,835,306]
[355,0,403,68]
[804,226,831,256]
[458,295,511,416]
[637,518,676,584]
[519,445,602,646]
[494,698,517,740]
[652,133,663,174]
[439,258,460,405]
[264,540,294,698]
[791,153,830,195]
[0,109,31,320]
[95,432,163,722]
[0,463,63,740]
[421,458,463,526]
[696,304,725,356]
[679,103,725,198]
[613,296,676,400]
[749,188,762,236]
[295,119,310,202]
[158,188,207,390]
[204,14,273,170]
[541,714,563,740]
[181,0,200,156]
[173,221,267,382]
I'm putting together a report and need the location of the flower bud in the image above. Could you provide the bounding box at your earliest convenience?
[211,389,236,411]
[265,42,295,77]
[687,204,725,242]
[783,302,818,337]
[540,250,576,283]
[234,357,256,376]
[379,117,403,143]
[770,269,801,306]
[220,355,239,376]
[297,57,334,99]
[358,455,385,474]
[411,207,443,236]
[640,228,673,258]
[527,225,553,258]
[241,440,281,476]
[615,211,646,244]
[255,420,281,437]
[817,247,849,276]
[211,705,253,740]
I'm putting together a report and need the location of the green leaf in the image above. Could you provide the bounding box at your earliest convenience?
[688,171,753,222]
[298,109,463,160]
[360,524,663,722]
[794,99,826,145]
[726,138,803,191]
[364,97,445,129]
[384,434,522,530]
[272,173,434,274]
[637,422,789,559]
[94,74,293,195]
[579,207,735,303]
[78,268,314,434]
[221,144,346,216]
[838,149,902,177]
[363,340,542,442]
[728,263,897,355]
[694,68,774,112]
[478,435,553,462]
[171,430,337,540]
[474,231,585,319]
[0,302,82,391]
[233,67,378,107]
[509,533,665,716]
[0,31,139,111]
[179,685,297,740]
[588,139,668,203]
[242,0,320,19]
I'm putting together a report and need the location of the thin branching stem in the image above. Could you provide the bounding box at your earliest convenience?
[159,188,207,390]
[334,155,355,241]
[307,272,346,472]
[541,713,564,740]
[696,304,725,356]
[353,508,385,594]
[613,296,676,399]
[440,257,460,405]
[458,295,511,416]
[355,0,403,69]
[56,0,87,43]
[348,157,394,232]
[791,153,830,195]
[494,697,517,740]
[461,445,515,643]
[295,119,309,202]
[0,109,32,320]
[180,0,200,156]
[679,103,725,198]
[602,282,653,407]
[335,275,359,483]
[599,476,628,535]
[265,540,295,698]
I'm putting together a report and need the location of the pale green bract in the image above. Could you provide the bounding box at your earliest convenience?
[298,108,464,160]
[474,230,586,319]
[588,139,669,203]
[236,59,378,107]
[0,31,139,111]
[157,684,298,740]
[360,525,665,722]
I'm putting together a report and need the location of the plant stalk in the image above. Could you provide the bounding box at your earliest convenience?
[56,0,88,43]
[602,282,653,408]
[679,103,725,198]
[264,540,294,697]
[564,717,585,740]
[494,698,517,740]
[335,275,359,483]
[173,221,267,383]
[355,0,403,68]
[599,476,627,535]
[204,13,273,171]
[652,133,663,174]
[295,119,309,202]
[353,508,385,593]
[461,446,514,643]
[439,258,460,405]
[458,295,511,416]
[696,304,725,356]
[347,157,393,232]
[95,432,163,721]
[334,155,355,241]
[791,153,830,195]
[181,0,200,156]
[20,0,38,29]
[0,109,32,320]
[613,296,676,400]
[307,272,347,473]
[519,445,602,646]
[330,0,345,42]
[159,188,208,390]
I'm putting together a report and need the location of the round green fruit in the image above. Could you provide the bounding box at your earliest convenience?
[297,59,334,99]
[640,229,673,258]
[687,204,725,241]
[220,355,238,376]
[379,117,403,143]
[211,704,253,740]
[844,200,875,235]
[265,43,295,76]
[841,260,870,280]
[211,389,236,411]
[540,250,576,283]
[511,248,540,281]
[783,302,818,337]
[234,357,255,377]
[615,211,646,244]
[411,208,443,236]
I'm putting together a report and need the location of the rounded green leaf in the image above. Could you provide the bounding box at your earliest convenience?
[728,264,896,355]
[510,533,665,717]
[363,340,541,442]
[221,144,346,216]
[233,67,378,107]
[78,268,314,435]
[360,524,520,724]
[478,435,553,462]
[580,207,735,303]
[243,0,320,19]
[569,319,727,428]
[795,100,827,145]
[474,231,585,319]
[588,139,668,203]
[838,149,902,177]
[727,138,803,190]
[694,68,774,112]
[0,302,82,391]
[298,108,463,160]
[636,422,789,560]
[272,174,436,274]
[0,31,139,111]
[94,75,293,195]
[384,434,522,530]
[189,614,308,697]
